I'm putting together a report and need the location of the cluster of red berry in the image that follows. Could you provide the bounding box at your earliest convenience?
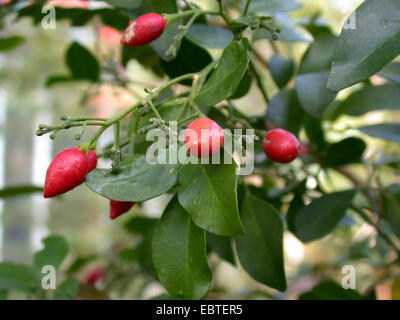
[43,13,303,219]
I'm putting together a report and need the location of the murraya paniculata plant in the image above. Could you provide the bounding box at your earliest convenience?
[0,0,400,300]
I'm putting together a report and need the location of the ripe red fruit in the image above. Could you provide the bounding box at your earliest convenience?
[110,200,135,220]
[262,128,300,163]
[44,147,89,198]
[185,118,224,158]
[85,268,105,285]
[121,13,166,46]
[87,150,98,173]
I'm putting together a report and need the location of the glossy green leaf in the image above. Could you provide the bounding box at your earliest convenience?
[178,162,244,236]
[235,194,286,291]
[378,62,400,84]
[321,137,366,167]
[152,197,212,300]
[328,0,400,91]
[331,84,400,119]
[0,263,39,293]
[34,235,68,270]
[86,155,179,202]
[66,42,100,81]
[299,281,363,300]
[269,54,295,88]
[206,233,235,265]
[195,38,252,106]
[266,88,304,135]
[54,278,79,300]
[294,190,356,243]
[358,123,400,143]
[187,24,234,49]
[0,185,43,198]
[244,0,302,13]
[0,36,24,51]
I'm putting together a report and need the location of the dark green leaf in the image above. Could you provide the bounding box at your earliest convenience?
[235,194,286,291]
[269,54,295,88]
[266,88,304,135]
[299,281,363,300]
[86,155,179,202]
[195,38,252,106]
[152,197,212,300]
[0,263,39,293]
[178,162,244,236]
[34,235,68,270]
[206,233,235,265]
[0,185,43,198]
[229,70,253,99]
[293,190,356,243]
[66,42,100,81]
[54,278,79,300]
[244,0,302,13]
[125,216,158,234]
[187,24,234,49]
[45,75,75,87]
[303,114,326,150]
[358,123,400,143]
[0,36,24,51]
[321,137,366,167]
[378,62,400,84]
[327,0,400,91]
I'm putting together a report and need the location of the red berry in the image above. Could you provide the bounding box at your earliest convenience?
[185,118,224,158]
[262,129,300,163]
[121,13,166,46]
[87,150,98,173]
[44,147,89,198]
[110,200,135,220]
[85,268,105,285]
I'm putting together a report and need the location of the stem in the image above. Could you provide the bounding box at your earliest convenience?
[217,0,230,26]
[164,9,219,24]
[250,61,269,104]
[243,0,252,16]
[147,100,163,120]
[177,113,199,126]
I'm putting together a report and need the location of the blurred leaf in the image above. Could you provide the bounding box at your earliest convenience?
[86,155,179,202]
[45,75,75,87]
[34,235,68,270]
[0,36,24,51]
[321,137,366,167]
[206,233,235,265]
[331,84,400,119]
[54,278,79,300]
[125,216,158,234]
[269,54,295,88]
[293,190,356,243]
[122,45,163,76]
[235,193,286,291]
[392,278,400,300]
[266,88,304,135]
[0,185,43,198]
[66,42,100,81]
[195,39,252,106]
[328,0,400,91]
[378,62,400,84]
[187,24,234,49]
[178,162,244,237]
[244,0,302,13]
[299,281,363,300]
[67,256,96,274]
[382,184,400,238]
[0,290,7,300]
[0,263,39,293]
[358,123,400,143]
[152,197,212,300]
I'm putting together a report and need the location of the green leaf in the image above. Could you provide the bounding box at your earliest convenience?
[382,184,400,238]
[54,278,79,300]
[0,263,39,293]
[150,293,183,300]
[320,137,366,167]
[45,75,75,87]
[152,197,212,300]
[269,55,295,88]
[235,194,286,291]
[327,0,400,92]
[66,42,100,81]
[86,155,179,202]
[266,88,304,135]
[299,281,363,300]
[187,24,234,49]
[331,84,400,119]
[160,37,212,85]
[178,162,244,236]
[303,114,326,150]
[121,45,163,76]
[0,185,43,198]
[34,235,68,270]
[293,190,356,243]
[0,290,7,300]
[195,38,252,106]
[358,123,400,143]
[230,70,253,100]
[125,216,158,234]
[0,36,24,51]
[244,0,302,13]
[378,62,400,84]
[206,233,235,265]
[103,0,142,9]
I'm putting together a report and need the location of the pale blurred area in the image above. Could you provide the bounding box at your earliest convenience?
[0,0,399,300]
